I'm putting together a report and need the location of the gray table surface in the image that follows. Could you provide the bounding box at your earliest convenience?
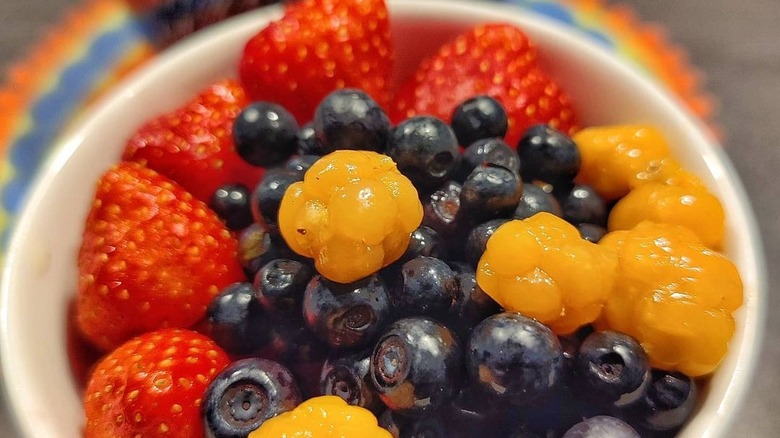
[0,0,778,436]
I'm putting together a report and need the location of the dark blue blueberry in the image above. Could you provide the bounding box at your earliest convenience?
[285,154,320,176]
[631,370,697,432]
[447,261,475,275]
[206,282,266,355]
[387,116,461,190]
[561,185,607,226]
[370,317,462,416]
[237,224,274,278]
[258,315,327,400]
[464,219,510,268]
[562,416,640,438]
[422,181,464,239]
[320,348,382,412]
[514,183,562,219]
[209,183,253,230]
[295,124,323,156]
[391,256,458,319]
[450,96,508,147]
[460,164,523,222]
[234,102,299,167]
[378,410,404,438]
[203,358,302,438]
[576,331,650,404]
[448,272,500,338]
[254,259,313,313]
[260,313,328,365]
[237,224,304,279]
[303,275,390,349]
[314,89,390,153]
[251,169,303,233]
[402,225,443,262]
[446,383,510,437]
[467,312,564,405]
[577,223,608,243]
[456,138,520,182]
[518,124,580,185]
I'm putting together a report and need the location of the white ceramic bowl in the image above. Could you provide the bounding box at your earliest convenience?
[0,1,766,437]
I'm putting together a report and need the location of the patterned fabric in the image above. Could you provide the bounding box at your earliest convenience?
[0,0,714,253]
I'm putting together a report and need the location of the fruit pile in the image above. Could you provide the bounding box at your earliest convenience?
[73,0,743,437]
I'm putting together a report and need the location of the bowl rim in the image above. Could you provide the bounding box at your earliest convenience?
[0,0,767,436]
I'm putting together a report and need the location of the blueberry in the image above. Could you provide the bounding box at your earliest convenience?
[260,314,328,364]
[467,312,564,405]
[314,89,390,153]
[561,185,607,226]
[422,181,464,239]
[387,116,461,190]
[251,169,303,233]
[631,370,697,432]
[391,256,458,319]
[447,384,508,436]
[203,358,302,438]
[234,102,299,167]
[320,349,382,412]
[450,96,508,147]
[237,224,274,278]
[206,282,266,355]
[303,275,390,349]
[401,225,443,263]
[447,261,475,275]
[457,138,520,181]
[562,416,640,438]
[518,124,580,185]
[378,410,404,438]
[370,317,462,416]
[448,272,500,338]
[209,183,253,230]
[576,331,650,403]
[460,164,523,222]
[285,154,320,176]
[514,183,562,219]
[295,124,323,156]
[237,224,304,279]
[464,219,510,268]
[577,223,608,243]
[254,259,313,313]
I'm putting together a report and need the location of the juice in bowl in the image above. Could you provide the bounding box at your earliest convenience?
[0,0,765,437]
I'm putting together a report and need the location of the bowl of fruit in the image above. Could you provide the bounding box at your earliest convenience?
[0,0,765,437]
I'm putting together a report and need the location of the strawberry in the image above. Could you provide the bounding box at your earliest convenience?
[76,162,245,351]
[83,329,230,438]
[390,23,578,148]
[239,0,393,124]
[123,79,263,202]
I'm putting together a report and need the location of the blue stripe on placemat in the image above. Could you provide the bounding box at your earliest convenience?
[0,21,147,248]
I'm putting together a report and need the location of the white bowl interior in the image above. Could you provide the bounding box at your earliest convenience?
[0,1,765,437]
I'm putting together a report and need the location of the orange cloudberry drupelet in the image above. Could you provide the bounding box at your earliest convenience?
[476,213,617,334]
[608,179,725,249]
[573,125,672,200]
[278,150,423,283]
[599,221,743,377]
[574,124,725,248]
[249,396,392,438]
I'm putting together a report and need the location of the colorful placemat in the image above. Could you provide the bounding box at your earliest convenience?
[0,0,715,253]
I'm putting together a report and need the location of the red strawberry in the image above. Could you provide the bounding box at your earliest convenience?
[239,0,393,124]
[83,329,230,438]
[391,23,578,147]
[76,162,245,351]
[123,79,263,202]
